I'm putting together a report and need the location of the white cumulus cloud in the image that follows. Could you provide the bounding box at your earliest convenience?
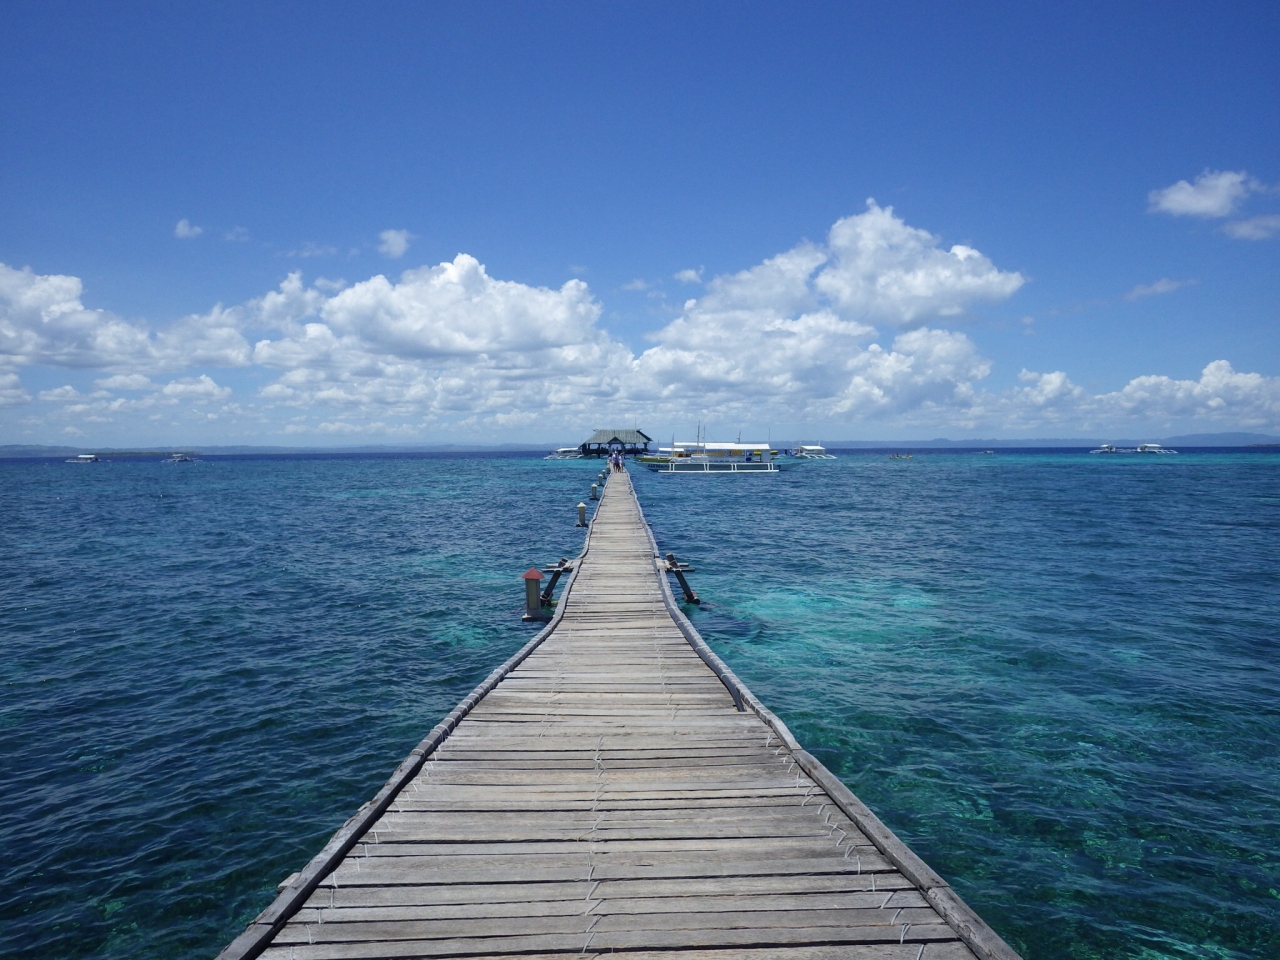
[1125,278,1196,301]
[288,242,338,259]
[95,373,155,391]
[0,371,30,406]
[160,374,232,401]
[243,255,632,422]
[0,262,250,372]
[1,262,155,369]
[5,205,1278,439]
[174,218,203,238]
[1148,170,1259,218]
[378,229,413,259]
[38,385,81,402]
[320,254,608,358]
[611,202,1019,422]
[1013,369,1087,411]
[1221,215,1280,240]
[1100,360,1280,425]
[978,362,1280,431]
[814,201,1024,325]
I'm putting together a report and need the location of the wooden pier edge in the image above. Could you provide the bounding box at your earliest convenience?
[636,488,1023,960]
[214,504,603,960]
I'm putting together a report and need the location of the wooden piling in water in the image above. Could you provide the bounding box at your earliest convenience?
[217,470,1022,960]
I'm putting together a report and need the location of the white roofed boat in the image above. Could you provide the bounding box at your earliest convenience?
[789,444,836,459]
[643,441,790,473]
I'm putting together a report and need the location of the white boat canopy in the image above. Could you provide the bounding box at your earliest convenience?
[671,442,773,452]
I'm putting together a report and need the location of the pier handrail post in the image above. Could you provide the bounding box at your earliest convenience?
[664,552,700,604]
[539,557,571,606]
[521,568,545,621]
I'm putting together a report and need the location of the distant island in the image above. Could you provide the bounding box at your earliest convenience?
[821,432,1280,449]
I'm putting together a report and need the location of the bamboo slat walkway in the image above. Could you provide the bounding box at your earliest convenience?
[220,471,1020,960]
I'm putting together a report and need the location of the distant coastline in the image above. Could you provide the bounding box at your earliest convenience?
[3,432,1278,458]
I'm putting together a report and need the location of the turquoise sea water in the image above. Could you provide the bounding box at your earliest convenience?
[1,451,1277,959]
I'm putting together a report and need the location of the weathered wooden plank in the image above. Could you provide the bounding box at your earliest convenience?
[275,906,947,946]
[310,880,596,907]
[368,822,858,843]
[417,756,786,770]
[389,798,814,814]
[405,784,813,797]
[313,872,918,909]
[435,743,772,756]
[270,914,592,945]
[393,787,816,802]
[328,852,896,886]
[409,770,808,786]
[421,757,800,772]
[260,947,972,960]
[432,749,776,762]
[336,840,884,869]
[582,947,979,960]
[262,923,961,959]
[295,889,932,925]
[375,808,853,829]
[358,836,872,858]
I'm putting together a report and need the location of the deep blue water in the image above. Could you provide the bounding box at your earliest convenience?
[1,450,1277,959]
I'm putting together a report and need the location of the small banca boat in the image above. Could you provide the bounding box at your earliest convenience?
[65,453,100,463]
[163,453,197,463]
[788,445,836,460]
[544,447,583,460]
[643,441,791,473]
[1136,443,1176,454]
[1090,443,1118,454]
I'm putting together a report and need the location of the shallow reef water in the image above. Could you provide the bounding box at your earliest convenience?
[1,450,1277,959]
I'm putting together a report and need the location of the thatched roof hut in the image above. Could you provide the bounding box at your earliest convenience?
[579,429,652,458]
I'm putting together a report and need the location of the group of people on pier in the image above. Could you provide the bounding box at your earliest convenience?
[609,451,626,472]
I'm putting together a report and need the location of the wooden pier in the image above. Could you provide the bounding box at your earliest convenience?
[220,472,1020,960]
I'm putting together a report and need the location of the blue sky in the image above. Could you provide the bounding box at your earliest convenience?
[2,1,1277,444]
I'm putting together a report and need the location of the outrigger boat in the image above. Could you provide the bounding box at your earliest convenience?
[641,440,791,473]
[787,444,836,459]
[544,447,583,460]
[1089,443,1176,454]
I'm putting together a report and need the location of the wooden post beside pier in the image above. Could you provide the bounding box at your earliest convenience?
[664,551,700,604]
[520,567,544,621]
[539,557,572,606]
